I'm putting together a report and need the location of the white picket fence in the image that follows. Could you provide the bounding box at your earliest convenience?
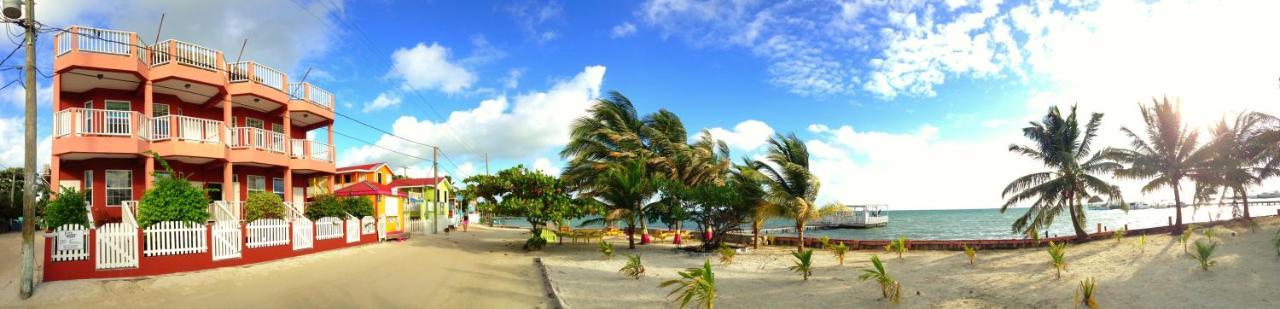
[345,217,360,243]
[95,222,138,269]
[293,218,314,250]
[246,219,289,248]
[361,216,376,235]
[50,224,90,262]
[377,219,387,240]
[143,221,208,256]
[406,218,423,234]
[211,221,241,261]
[316,217,343,240]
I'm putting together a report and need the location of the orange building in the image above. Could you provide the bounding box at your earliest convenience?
[49,26,338,224]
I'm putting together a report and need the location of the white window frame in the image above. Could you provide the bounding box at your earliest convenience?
[273,177,285,199]
[105,169,132,207]
[246,117,264,129]
[83,170,93,208]
[247,175,266,194]
[152,103,170,117]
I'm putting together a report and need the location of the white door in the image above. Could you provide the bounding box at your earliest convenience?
[292,186,304,204]
[231,181,240,202]
[153,103,170,139]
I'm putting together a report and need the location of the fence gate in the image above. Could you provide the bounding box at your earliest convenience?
[293,217,314,250]
[95,222,138,269]
[345,217,360,243]
[212,220,242,261]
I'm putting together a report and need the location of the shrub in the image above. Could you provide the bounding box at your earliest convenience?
[1112,230,1125,245]
[342,196,375,218]
[718,245,736,265]
[137,173,209,228]
[1191,240,1218,271]
[305,194,346,220]
[1027,227,1041,245]
[1137,234,1147,251]
[1075,277,1099,309]
[525,233,548,250]
[243,192,285,222]
[832,242,849,266]
[598,241,614,259]
[963,244,977,266]
[44,187,89,230]
[1047,241,1068,279]
[885,237,908,260]
[1202,228,1215,240]
[659,260,716,309]
[819,236,831,250]
[619,254,645,279]
[790,249,814,281]
[1180,225,1196,253]
[858,255,901,304]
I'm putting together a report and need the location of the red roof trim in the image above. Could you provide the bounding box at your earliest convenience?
[336,162,388,173]
[333,181,405,197]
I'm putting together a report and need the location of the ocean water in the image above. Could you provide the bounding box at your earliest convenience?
[493,204,1280,240]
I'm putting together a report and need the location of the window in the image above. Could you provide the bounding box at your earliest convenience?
[152,103,170,117]
[247,175,266,193]
[153,171,171,183]
[273,177,285,199]
[246,118,264,129]
[343,174,351,183]
[83,170,93,207]
[105,170,131,207]
[271,123,283,134]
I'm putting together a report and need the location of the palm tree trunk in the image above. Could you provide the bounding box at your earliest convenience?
[1172,182,1184,234]
[795,219,805,251]
[640,217,650,245]
[1068,198,1088,241]
[627,217,636,249]
[1240,187,1251,219]
[752,219,762,249]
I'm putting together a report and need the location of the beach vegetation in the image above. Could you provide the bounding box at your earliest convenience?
[667,157,760,251]
[599,241,614,259]
[885,237,908,260]
[1138,234,1147,250]
[1112,229,1125,245]
[858,255,901,304]
[469,165,595,251]
[137,155,209,228]
[963,244,977,266]
[620,254,646,279]
[1180,225,1196,253]
[1075,277,1099,309]
[584,159,658,250]
[244,191,286,222]
[790,249,814,281]
[1191,239,1218,271]
[819,236,831,250]
[44,187,89,229]
[526,232,549,250]
[832,242,849,266]
[1203,228,1215,240]
[1027,228,1041,245]
[1001,106,1125,241]
[753,133,822,251]
[1112,97,1215,235]
[718,245,736,264]
[1195,111,1280,221]
[1048,241,1069,279]
[659,260,716,309]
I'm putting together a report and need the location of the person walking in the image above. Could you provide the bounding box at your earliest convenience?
[462,214,470,232]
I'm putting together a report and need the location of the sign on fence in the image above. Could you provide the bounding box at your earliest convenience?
[57,229,87,251]
[52,224,90,262]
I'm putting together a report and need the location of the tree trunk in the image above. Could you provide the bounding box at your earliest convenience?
[795,219,806,251]
[1240,187,1251,219]
[627,217,636,249]
[1068,200,1088,241]
[640,217,650,245]
[1172,182,1184,235]
[752,220,762,249]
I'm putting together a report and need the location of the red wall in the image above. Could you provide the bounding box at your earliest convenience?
[43,219,383,282]
[59,158,146,223]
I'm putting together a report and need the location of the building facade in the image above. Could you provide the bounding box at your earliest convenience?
[50,26,338,224]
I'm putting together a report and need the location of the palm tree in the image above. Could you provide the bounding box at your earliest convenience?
[1200,112,1280,219]
[753,133,821,251]
[1113,97,1213,233]
[589,159,659,249]
[1002,105,1124,241]
[731,158,774,249]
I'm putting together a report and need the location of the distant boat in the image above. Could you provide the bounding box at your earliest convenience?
[814,204,889,228]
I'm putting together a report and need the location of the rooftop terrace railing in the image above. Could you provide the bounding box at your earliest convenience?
[54,26,139,58]
[228,61,286,91]
[150,39,222,72]
[288,82,334,111]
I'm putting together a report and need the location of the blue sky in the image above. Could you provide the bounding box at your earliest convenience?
[6,0,1280,209]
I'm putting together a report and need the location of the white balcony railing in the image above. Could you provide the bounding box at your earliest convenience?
[52,26,136,57]
[230,127,286,153]
[289,139,306,159]
[150,116,223,143]
[52,108,146,138]
[228,61,286,91]
[288,82,334,110]
[309,140,334,162]
[151,39,220,72]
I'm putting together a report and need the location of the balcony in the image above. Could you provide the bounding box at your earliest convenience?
[226,127,289,167]
[148,39,225,104]
[147,116,226,163]
[227,61,289,112]
[287,82,335,128]
[289,139,336,174]
[53,26,147,94]
[51,108,149,159]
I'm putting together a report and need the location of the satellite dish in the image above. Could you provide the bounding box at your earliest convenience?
[1,0,20,20]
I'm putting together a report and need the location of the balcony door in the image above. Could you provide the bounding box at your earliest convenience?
[152,103,170,139]
[104,101,130,135]
[246,118,264,148]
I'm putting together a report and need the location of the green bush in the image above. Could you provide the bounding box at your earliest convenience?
[244,192,285,222]
[342,196,375,218]
[44,187,89,229]
[138,174,209,228]
[304,194,346,220]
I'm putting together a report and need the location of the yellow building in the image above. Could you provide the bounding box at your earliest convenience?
[334,163,406,238]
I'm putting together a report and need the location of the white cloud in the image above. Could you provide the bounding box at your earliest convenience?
[611,22,637,38]
[502,68,524,90]
[2,82,52,107]
[45,0,346,71]
[339,65,606,169]
[0,117,51,169]
[706,120,774,152]
[507,0,564,44]
[532,157,561,176]
[388,43,477,94]
[980,119,1006,128]
[361,93,401,113]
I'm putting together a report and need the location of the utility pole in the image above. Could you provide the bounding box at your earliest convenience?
[432,146,438,234]
[18,0,36,299]
[484,153,489,175]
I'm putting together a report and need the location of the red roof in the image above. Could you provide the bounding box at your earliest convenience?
[336,162,387,173]
[388,177,448,189]
[333,181,404,197]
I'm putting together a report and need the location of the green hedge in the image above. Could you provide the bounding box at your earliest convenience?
[343,196,375,218]
[138,175,210,228]
[304,194,346,220]
[45,187,89,229]
[244,191,285,222]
